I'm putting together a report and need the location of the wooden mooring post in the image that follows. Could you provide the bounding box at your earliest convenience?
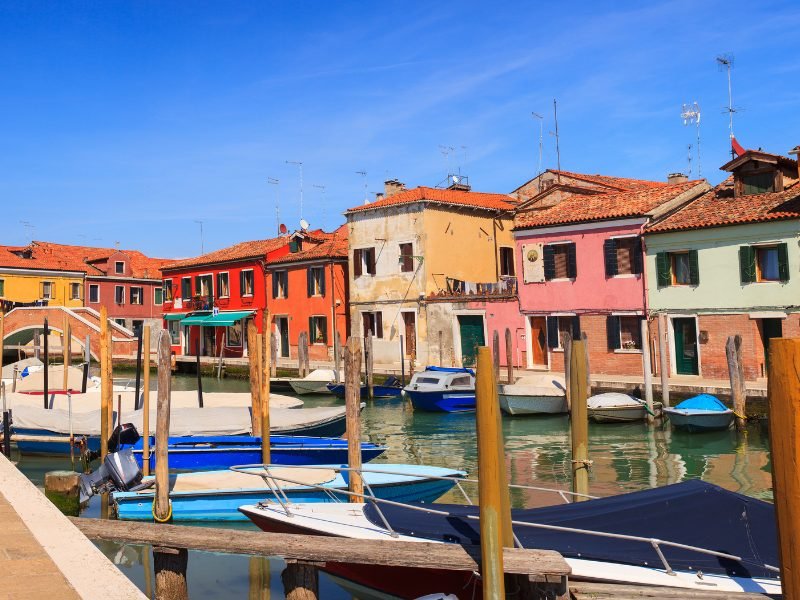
[560,332,572,412]
[62,316,71,392]
[81,334,90,394]
[247,320,261,437]
[505,328,514,384]
[142,325,152,477]
[261,310,271,465]
[134,326,143,409]
[364,331,374,401]
[492,330,500,380]
[726,335,747,431]
[344,337,363,501]
[298,332,309,378]
[333,331,341,383]
[99,307,110,462]
[271,332,278,379]
[569,338,590,501]
[657,314,670,408]
[43,317,49,409]
[399,335,405,386]
[195,336,203,408]
[641,319,655,424]
[767,338,800,600]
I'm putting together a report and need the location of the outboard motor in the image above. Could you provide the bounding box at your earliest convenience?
[107,423,141,453]
[79,449,144,503]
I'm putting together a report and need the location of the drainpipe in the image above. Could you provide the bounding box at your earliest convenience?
[492,216,500,281]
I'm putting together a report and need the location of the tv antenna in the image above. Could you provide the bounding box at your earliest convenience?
[193,220,204,254]
[286,160,304,220]
[438,145,454,178]
[19,221,34,244]
[355,171,368,204]
[460,146,468,173]
[268,177,280,234]
[549,99,562,183]
[716,54,738,156]
[531,112,544,190]
[312,183,326,224]
[680,102,702,177]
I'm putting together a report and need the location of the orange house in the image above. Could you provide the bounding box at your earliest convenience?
[266,227,349,361]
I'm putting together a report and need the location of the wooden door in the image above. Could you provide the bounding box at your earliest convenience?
[402,312,416,356]
[673,318,698,375]
[529,316,547,366]
[277,317,290,358]
[458,315,485,368]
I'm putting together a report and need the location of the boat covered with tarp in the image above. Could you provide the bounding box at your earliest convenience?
[587,393,660,423]
[664,394,734,432]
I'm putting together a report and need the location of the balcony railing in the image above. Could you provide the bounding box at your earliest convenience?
[431,276,518,299]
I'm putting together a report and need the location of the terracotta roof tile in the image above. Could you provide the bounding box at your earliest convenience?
[514,180,705,229]
[346,186,516,214]
[545,170,668,191]
[646,180,800,233]
[269,226,349,265]
[163,237,288,271]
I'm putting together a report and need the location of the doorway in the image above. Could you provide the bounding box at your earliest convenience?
[457,315,485,368]
[672,317,699,375]
[402,312,416,356]
[275,317,290,358]
[528,316,548,367]
[760,318,783,374]
[202,326,216,357]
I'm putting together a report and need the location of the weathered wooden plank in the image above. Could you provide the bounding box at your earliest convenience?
[69,518,570,576]
[569,581,773,599]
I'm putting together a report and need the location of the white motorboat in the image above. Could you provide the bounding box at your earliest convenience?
[587,392,660,423]
[498,373,567,415]
[288,368,339,395]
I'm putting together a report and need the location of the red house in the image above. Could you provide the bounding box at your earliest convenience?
[161,228,348,360]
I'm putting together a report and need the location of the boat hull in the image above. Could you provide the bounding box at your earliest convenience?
[289,380,332,395]
[499,393,567,415]
[406,390,475,413]
[664,408,734,432]
[327,384,402,400]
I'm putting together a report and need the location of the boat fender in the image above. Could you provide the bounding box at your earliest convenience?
[152,498,173,523]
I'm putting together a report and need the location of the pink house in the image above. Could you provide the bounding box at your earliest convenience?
[512,172,708,376]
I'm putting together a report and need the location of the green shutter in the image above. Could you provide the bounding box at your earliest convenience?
[309,317,316,342]
[546,316,558,348]
[566,243,577,278]
[606,315,621,350]
[603,239,617,277]
[318,268,326,297]
[739,246,756,284]
[688,250,700,286]
[777,243,790,282]
[319,316,328,344]
[306,268,313,297]
[656,252,671,287]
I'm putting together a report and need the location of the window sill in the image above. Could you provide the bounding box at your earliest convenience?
[611,273,640,279]
[614,349,643,354]
[546,278,576,283]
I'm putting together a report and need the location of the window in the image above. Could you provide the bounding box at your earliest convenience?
[607,315,643,351]
[307,266,325,297]
[226,321,243,347]
[195,274,213,297]
[308,315,328,345]
[362,311,383,338]
[289,238,302,253]
[130,286,143,305]
[272,270,288,299]
[741,172,775,196]
[114,318,126,327]
[132,320,143,336]
[167,320,180,345]
[604,237,642,277]
[115,285,125,305]
[0,279,4,297]
[216,272,230,298]
[499,247,515,277]
[115,261,125,274]
[181,277,192,299]
[399,243,414,273]
[353,247,376,277]
[240,269,254,296]
[69,282,81,300]
[450,376,471,387]
[740,243,789,283]
[154,287,163,305]
[163,280,173,302]
[41,281,54,300]
[543,243,576,280]
[655,251,699,287]
[546,315,580,349]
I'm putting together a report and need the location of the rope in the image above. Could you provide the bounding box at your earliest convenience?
[152,499,172,523]
[570,459,593,468]
[732,410,747,421]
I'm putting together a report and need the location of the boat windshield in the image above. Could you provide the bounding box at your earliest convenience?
[449,376,471,387]
[415,377,440,384]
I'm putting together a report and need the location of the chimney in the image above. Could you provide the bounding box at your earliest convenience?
[789,146,800,180]
[667,172,688,184]
[384,179,406,198]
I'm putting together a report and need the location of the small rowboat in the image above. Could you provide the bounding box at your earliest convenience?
[288,369,340,395]
[664,394,734,432]
[587,393,661,423]
[498,374,567,415]
[404,367,475,413]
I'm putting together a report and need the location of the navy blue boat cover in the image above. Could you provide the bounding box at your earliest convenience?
[364,480,777,579]
[423,366,475,375]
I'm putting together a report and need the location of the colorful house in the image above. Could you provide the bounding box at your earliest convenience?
[265,226,349,361]
[512,172,708,375]
[644,146,800,380]
[0,244,86,311]
[345,180,518,368]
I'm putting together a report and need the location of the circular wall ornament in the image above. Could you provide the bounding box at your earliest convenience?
[527,248,539,262]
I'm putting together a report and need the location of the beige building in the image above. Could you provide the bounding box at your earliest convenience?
[345,181,517,368]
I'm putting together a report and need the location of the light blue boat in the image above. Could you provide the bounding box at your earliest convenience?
[663,394,735,432]
[112,463,464,522]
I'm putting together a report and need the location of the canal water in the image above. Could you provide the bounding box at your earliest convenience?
[12,374,773,599]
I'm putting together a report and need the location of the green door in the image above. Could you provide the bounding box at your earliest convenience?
[672,318,699,375]
[458,315,485,368]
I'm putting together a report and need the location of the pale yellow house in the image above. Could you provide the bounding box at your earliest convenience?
[345,181,517,367]
[0,244,86,310]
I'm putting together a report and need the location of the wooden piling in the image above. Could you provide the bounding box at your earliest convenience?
[261,310,271,465]
[439,330,443,367]
[344,337,363,501]
[767,338,800,600]
[43,317,49,409]
[333,331,341,383]
[581,331,591,396]
[492,330,500,380]
[142,325,152,477]
[33,329,40,360]
[657,314,670,408]
[641,319,655,424]
[247,320,262,437]
[505,328,514,384]
[726,335,747,431]
[475,346,506,599]
[560,332,572,412]
[569,338,590,501]
[364,331,374,401]
[153,545,188,600]
[298,332,309,378]
[134,327,143,409]
[81,335,90,394]
[282,561,318,600]
[63,317,71,392]
[154,330,172,522]
[106,321,114,437]
[99,307,110,461]
[248,556,271,600]
[399,335,405,385]
[271,332,278,379]
[195,336,203,408]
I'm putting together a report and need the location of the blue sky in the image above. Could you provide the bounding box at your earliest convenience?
[1,1,799,258]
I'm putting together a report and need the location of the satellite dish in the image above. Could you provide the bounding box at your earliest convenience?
[279,223,288,235]
[452,175,459,184]
[300,218,310,231]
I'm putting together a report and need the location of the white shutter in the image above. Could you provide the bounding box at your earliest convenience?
[522,243,545,283]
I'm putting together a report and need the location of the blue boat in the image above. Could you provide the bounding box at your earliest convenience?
[663,394,735,433]
[403,367,476,413]
[112,463,465,522]
[129,435,387,471]
[326,377,403,399]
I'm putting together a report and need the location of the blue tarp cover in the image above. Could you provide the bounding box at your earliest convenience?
[675,394,729,412]
[424,366,475,375]
[364,479,777,579]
